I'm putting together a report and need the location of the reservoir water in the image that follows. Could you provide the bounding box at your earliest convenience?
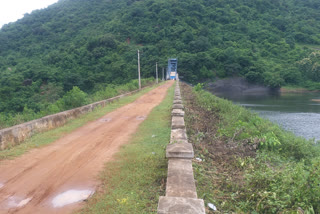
[213,91,320,142]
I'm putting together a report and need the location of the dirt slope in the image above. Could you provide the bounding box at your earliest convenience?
[0,81,174,214]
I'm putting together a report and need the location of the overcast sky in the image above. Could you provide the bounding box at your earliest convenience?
[0,0,59,28]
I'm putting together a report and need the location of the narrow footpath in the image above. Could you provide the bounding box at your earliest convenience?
[0,80,174,214]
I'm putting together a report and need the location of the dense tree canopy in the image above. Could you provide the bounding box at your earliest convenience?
[0,0,320,120]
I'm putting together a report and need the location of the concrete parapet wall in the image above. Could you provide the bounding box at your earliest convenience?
[173,100,182,105]
[171,116,185,129]
[158,197,205,214]
[158,80,205,214]
[166,158,197,198]
[171,109,185,117]
[166,142,193,158]
[172,104,184,109]
[0,89,141,150]
[171,129,188,142]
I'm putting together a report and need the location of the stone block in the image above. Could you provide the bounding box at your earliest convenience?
[173,100,182,105]
[158,196,205,214]
[171,129,187,141]
[172,104,184,109]
[166,159,197,198]
[171,109,184,117]
[174,95,182,100]
[172,117,185,129]
[166,142,194,159]
[170,138,187,144]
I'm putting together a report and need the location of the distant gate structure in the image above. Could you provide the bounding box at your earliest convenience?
[167,58,178,80]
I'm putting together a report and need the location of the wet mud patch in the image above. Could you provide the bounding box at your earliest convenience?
[136,115,146,120]
[6,196,32,208]
[99,117,112,122]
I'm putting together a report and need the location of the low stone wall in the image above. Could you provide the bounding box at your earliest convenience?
[0,89,141,150]
[157,81,205,214]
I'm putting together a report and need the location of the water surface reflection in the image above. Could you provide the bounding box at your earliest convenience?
[213,91,320,141]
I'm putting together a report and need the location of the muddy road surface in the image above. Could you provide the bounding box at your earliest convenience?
[0,81,174,214]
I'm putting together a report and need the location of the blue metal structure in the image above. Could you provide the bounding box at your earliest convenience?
[167,58,178,80]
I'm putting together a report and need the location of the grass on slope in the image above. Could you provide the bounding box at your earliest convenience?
[182,83,320,213]
[0,83,163,160]
[78,83,174,214]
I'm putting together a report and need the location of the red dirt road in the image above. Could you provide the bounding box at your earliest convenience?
[0,81,174,214]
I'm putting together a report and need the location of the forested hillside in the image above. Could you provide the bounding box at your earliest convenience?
[1,0,320,126]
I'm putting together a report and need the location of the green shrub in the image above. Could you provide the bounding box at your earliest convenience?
[244,155,320,213]
[303,81,320,91]
[21,105,37,121]
[194,83,204,91]
[47,103,61,114]
[60,86,88,109]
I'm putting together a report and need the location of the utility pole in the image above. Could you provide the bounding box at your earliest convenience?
[162,67,164,81]
[138,50,141,90]
[156,62,158,84]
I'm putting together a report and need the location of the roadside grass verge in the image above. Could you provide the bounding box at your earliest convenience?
[0,83,162,160]
[181,83,320,213]
[78,83,174,214]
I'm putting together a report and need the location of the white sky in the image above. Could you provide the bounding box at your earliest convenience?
[0,0,59,28]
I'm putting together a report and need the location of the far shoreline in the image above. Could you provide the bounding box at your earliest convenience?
[280,87,320,93]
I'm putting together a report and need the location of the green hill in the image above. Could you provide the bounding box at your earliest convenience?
[0,0,320,122]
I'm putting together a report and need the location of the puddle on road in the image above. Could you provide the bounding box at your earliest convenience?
[51,189,94,208]
[7,196,32,208]
[136,115,146,120]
